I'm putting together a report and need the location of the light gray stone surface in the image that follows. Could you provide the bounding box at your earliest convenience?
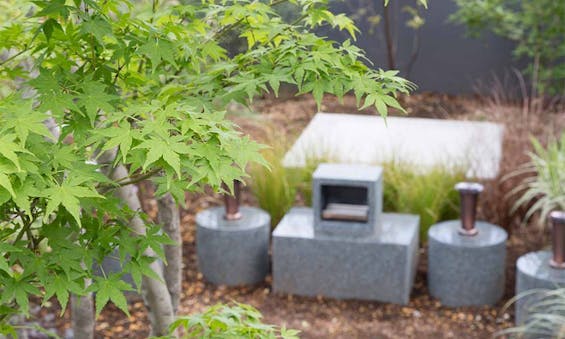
[196,206,270,286]
[283,113,504,179]
[515,251,565,324]
[428,220,507,307]
[273,207,419,304]
[313,163,383,237]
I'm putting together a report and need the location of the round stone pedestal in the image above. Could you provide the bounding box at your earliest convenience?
[196,206,270,286]
[516,250,565,324]
[428,220,507,307]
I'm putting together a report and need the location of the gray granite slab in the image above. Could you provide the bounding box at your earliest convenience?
[515,251,565,324]
[273,207,419,304]
[313,163,383,237]
[428,220,507,307]
[196,206,270,286]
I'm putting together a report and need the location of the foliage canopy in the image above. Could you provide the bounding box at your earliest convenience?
[451,0,565,95]
[0,0,414,333]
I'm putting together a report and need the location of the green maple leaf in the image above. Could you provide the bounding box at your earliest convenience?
[135,138,184,177]
[77,81,118,125]
[0,244,19,277]
[0,99,51,143]
[0,277,40,315]
[92,276,133,317]
[43,275,73,314]
[0,257,11,276]
[0,173,15,198]
[142,225,175,261]
[28,70,76,117]
[0,134,31,171]
[98,123,133,163]
[138,38,177,73]
[80,16,113,43]
[124,256,162,292]
[225,136,268,170]
[44,182,104,226]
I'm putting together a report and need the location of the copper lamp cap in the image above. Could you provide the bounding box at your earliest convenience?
[549,210,565,269]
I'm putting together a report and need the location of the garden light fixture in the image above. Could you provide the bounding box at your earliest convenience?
[223,180,242,220]
[455,182,484,236]
[550,211,565,269]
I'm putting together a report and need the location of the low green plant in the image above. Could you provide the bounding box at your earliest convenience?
[168,303,300,339]
[383,161,466,240]
[498,288,565,338]
[249,130,297,228]
[511,134,565,226]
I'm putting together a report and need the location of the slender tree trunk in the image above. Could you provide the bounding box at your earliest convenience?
[383,0,396,70]
[157,193,182,313]
[98,152,176,336]
[71,293,94,339]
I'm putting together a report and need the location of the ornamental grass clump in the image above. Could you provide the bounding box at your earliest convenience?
[248,129,297,228]
[510,134,565,226]
[498,288,565,338]
[382,161,466,240]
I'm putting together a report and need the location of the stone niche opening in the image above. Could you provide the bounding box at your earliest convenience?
[320,185,369,222]
[312,163,383,237]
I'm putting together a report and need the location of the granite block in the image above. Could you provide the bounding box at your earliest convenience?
[312,163,383,237]
[515,251,565,324]
[428,220,507,307]
[273,207,419,304]
[196,206,270,286]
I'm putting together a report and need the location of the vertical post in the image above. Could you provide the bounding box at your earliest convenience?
[223,180,242,221]
[550,211,565,269]
[455,182,484,236]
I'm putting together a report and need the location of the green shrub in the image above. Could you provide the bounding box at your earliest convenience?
[511,134,565,226]
[169,303,300,339]
[451,0,565,95]
[498,288,565,338]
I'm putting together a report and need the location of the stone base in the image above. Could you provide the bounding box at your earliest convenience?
[272,207,419,304]
[428,221,507,307]
[516,251,565,324]
[196,206,270,286]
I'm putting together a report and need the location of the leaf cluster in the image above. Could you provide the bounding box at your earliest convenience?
[165,302,300,339]
[510,134,565,226]
[451,0,565,94]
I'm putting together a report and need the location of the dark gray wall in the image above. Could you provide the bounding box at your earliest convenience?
[326,1,522,94]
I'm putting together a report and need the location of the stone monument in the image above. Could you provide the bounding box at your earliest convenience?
[427,182,507,307]
[515,211,565,324]
[272,163,420,304]
[196,181,270,286]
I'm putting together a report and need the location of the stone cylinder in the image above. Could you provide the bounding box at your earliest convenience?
[515,250,565,324]
[428,220,507,307]
[196,206,270,286]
